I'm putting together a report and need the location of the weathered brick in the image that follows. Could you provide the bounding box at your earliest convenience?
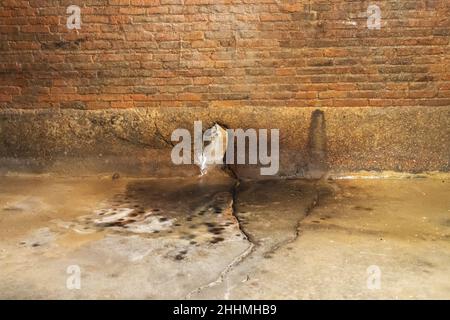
[1,0,449,109]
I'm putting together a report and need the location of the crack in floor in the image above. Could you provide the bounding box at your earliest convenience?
[184,179,328,299]
[1,176,449,299]
[262,188,321,259]
[184,179,256,299]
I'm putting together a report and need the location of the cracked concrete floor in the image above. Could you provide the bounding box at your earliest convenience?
[0,174,449,299]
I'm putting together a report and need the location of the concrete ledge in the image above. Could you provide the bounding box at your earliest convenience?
[0,106,449,178]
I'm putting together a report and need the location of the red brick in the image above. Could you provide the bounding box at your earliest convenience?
[0,0,448,110]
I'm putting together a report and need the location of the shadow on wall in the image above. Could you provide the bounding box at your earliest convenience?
[305,109,328,179]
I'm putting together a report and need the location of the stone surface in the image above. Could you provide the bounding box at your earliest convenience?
[0,174,449,299]
[0,106,449,177]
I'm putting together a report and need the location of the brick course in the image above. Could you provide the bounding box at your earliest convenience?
[1,0,449,109]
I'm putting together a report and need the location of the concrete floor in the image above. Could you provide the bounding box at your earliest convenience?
[0,173,449,299]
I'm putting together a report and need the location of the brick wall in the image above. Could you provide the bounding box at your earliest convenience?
[1,0,449,110]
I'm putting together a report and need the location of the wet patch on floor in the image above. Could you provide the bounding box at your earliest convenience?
[203,178,450,300]
[186,179,326,299]
[0,175,449,299]
[64,176,244,249]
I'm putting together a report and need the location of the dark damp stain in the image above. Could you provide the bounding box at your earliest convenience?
[353,206,373,211]
[264,255,272,259]
[181,234,196,240]
[134,205,140,208]
[186,217,193,222]
[204,222,216,228]
[214,208,222,214]
[174,223,181,227]
[115,221,128,227]
[159,217,168,222]
[129,212,139,217]
[197,209,207,216]
[415,259,436,269]
[235,233,241,237]
[32,243,40,247]
[137,210,145,214]
[179,250,188,255]
[190,241,197,245]
[153,230,160,234]
[100,222,120,227]
[210,237,224,244]
[306,110,328,177]
[174,254,185,261]
[208,227,224,235]
[153,209,161,212]
[312,220,321,224]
